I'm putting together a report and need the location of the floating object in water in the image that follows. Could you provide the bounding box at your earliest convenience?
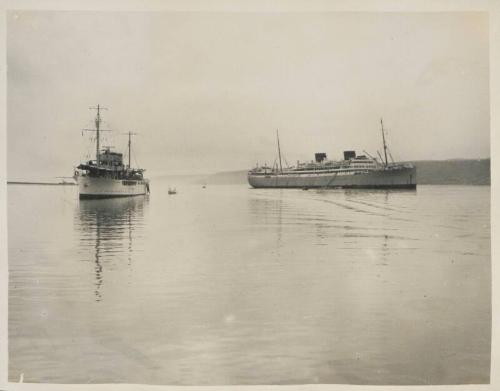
[168,188,177,195]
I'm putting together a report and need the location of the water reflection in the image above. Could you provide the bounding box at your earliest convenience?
[75,196,147,301]
[248,191,284,250]
[8,184,491,384]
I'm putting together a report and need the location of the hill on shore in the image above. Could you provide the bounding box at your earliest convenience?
[202,159,490,186]
[410,159,490,185]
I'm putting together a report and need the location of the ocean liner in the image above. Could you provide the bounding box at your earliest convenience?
[75,105,150,199]
[248,120,416,189]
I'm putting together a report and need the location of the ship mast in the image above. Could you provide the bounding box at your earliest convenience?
[84,105,109,167]
[380,118,388,167]
[95,105,101,166]
[276,128,283,173]
[124,131,138,169]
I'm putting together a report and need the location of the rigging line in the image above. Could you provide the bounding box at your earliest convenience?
[132,148,139,169]
[388,149,395,164]
[276,129,283,173]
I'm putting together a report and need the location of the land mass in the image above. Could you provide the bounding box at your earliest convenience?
[7,181,77,186]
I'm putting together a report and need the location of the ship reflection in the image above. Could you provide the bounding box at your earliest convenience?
[75,196,147,302]
[248,191,284,250]
[343,188,417,198]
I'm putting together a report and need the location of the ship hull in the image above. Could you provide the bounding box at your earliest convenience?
[248,166,416,189]
[78,176,148,199]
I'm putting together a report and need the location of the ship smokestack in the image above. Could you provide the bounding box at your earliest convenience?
[343,151,356,160]
[315,153,327,163]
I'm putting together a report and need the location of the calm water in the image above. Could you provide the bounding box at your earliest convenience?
[8,182,491,385]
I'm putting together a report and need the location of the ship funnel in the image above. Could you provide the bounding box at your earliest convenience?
[343,151,356,160]
[315,153,327,163]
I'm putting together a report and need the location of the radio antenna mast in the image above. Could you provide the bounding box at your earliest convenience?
[83,104,110,167]
[126,131,138,169]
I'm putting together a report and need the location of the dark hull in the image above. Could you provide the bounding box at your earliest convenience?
[79,193,146,200]
[253,184,417,190]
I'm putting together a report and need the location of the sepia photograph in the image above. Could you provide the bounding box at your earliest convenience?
[1,1,497,389]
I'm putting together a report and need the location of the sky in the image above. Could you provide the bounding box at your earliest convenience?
[7,11,489,179]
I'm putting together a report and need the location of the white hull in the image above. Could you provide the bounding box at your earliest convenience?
[78,176,148,199]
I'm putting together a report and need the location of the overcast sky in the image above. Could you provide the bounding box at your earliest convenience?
[7,11,489,179]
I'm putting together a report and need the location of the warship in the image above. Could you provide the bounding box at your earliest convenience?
[75,105,150,199]
[248,119,416,189]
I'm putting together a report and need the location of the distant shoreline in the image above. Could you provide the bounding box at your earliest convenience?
[7,181,76,186]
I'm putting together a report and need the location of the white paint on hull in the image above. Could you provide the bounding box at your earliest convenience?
[248,166,416,188]
[78,176,148,198]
